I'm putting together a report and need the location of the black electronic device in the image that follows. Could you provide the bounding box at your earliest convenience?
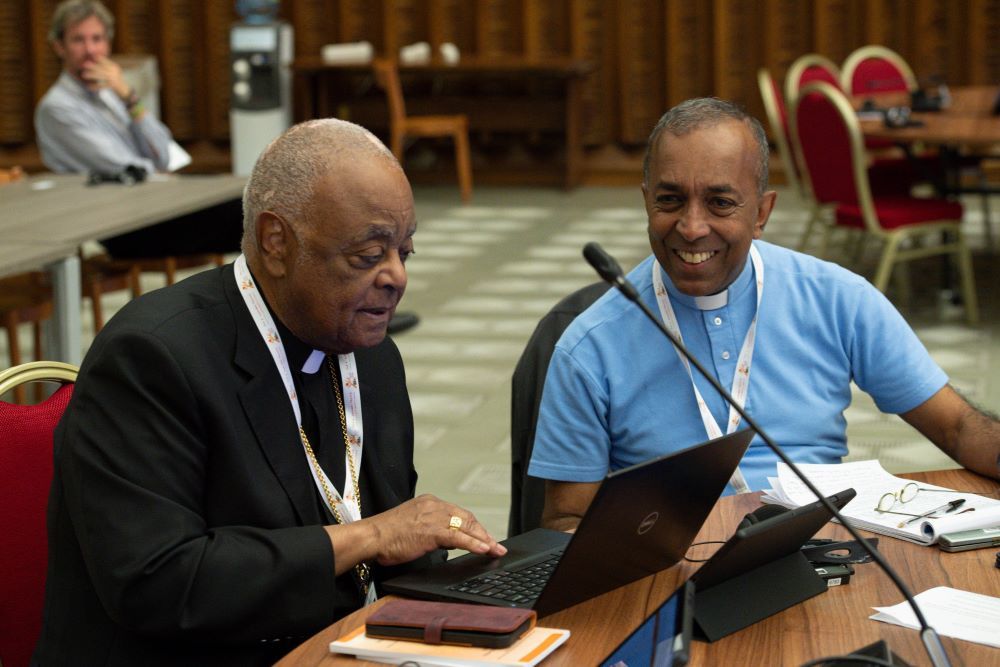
[911,89,945,112]
[815,563,854,586]
[938,527,1000,552]
[582,242,951,666]
[86,165,148,186]
[599,580,695,667]
[384,430,752,618]
[690,489,856,641]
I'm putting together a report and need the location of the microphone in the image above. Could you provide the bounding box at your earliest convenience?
[582,242,639,300]
[582,242,951,667]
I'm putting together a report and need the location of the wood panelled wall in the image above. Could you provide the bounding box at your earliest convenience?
[2,0,998,173]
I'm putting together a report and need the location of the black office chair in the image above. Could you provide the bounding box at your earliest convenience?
[508,282,609,537]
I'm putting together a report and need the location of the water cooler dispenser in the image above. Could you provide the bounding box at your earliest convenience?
[229,20,293,176]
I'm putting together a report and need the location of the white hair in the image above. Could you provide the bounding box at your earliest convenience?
[241,118,398,247]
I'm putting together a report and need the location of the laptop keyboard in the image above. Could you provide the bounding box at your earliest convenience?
[446,550,564,604]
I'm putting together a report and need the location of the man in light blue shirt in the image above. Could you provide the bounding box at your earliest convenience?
[528,98,1000,531]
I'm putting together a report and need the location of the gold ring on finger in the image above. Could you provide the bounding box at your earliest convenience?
[448,515,463,530]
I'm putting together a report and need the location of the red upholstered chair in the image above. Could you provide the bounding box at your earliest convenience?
[785,53,841,104]
[764,65,935,252]
[759,67,827,250]
[841,45,917,96]
[789,81,978,325]
[0,361,78,667]
[843,45,993,243]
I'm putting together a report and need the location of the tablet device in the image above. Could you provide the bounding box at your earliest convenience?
[690,488,856,641]
[599,580,694,667]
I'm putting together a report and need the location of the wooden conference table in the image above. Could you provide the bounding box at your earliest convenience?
[277,469,1000,666]
[292,56,593,189]
[0,172,246,364]
[859,85,1000,148]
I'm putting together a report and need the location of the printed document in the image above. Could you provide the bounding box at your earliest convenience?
[762,460,1000,545]
[871,586,1000,649]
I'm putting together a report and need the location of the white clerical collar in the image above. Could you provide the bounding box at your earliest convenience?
[661,251,755,311]
[302,349,325,374]
[693,291,728,310]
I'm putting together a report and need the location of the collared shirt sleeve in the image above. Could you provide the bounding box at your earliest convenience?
[848,281,948,414]
[528,345,613,482]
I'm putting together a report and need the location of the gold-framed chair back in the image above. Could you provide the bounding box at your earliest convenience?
[785,53,841,106]
[841,45,918,95]
[0,360,79,396]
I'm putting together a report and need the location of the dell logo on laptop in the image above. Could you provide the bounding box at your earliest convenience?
[637,511,659,534]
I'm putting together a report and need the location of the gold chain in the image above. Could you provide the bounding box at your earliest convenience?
[297,356,370,599]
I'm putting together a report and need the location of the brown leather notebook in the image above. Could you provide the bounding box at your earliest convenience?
[365,599,536,648]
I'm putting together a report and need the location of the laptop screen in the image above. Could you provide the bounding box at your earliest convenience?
[600,580,693,667]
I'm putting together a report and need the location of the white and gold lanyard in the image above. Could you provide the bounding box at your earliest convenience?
[652,245,764,494]
[234,256,375,604]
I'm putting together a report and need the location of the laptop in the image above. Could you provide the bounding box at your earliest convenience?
[599,580,695,667]
[383,429,754,618]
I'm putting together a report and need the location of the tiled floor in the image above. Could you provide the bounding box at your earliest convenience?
[4,184,998,544]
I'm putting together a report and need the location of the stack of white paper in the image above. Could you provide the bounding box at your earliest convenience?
[871,586,1000,649]
[763,460,1000,545]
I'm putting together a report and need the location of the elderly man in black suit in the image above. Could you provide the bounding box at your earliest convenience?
[34,119,504,666]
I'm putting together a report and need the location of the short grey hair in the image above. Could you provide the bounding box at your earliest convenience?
[49,0,114,43]
[643,97,770,196]
[241,118,398,247]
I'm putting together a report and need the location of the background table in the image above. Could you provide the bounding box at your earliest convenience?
[859,85,1000,147]
[0,173,246,363]
[292,57,593,189]
[276,468,1000,666]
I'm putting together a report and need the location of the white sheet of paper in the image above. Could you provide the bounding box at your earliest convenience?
[870,586,1000,649]
[167,140,192,172]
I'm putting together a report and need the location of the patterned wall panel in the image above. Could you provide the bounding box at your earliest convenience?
[664,2,714,107]
[202,2,234,140]
[112,0,158,55]
[29,0,60,112]
[158,0,199,139]
[523,0,569,59]
[713,0,761,113]
[337,0,382,49]
[570,0,615,146]
[475,0,523,57]
[616,0,663,144]
[3,0,999,172]
[384,0,429,57]
[1,1,33,142]
[812,0,861,64]
[967,0,1000,84]
[427,0,476,54]
[287,0,338,58]
[859,0,908,54]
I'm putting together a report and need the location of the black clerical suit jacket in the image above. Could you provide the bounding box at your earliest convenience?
[34,264,433,666]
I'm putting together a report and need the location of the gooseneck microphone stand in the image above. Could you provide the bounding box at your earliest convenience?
[582,242,951,667]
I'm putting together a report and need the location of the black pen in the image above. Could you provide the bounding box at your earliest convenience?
[902,499,966,526]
